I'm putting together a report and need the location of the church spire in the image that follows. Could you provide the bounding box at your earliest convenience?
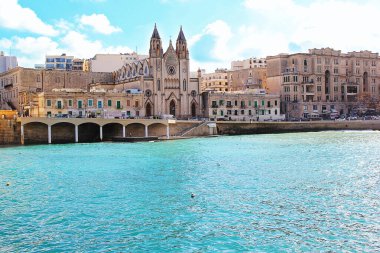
[149,23,162,58]
[151,23,161,39]
[177,25,186,42]
[176,25,188,59]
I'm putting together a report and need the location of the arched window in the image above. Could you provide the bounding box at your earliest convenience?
[157,79,161,91]
[144,66,148,75]
[183,79,187,91]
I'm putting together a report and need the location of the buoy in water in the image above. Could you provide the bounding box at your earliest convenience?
[6,182,10,186]
[191,193,195,198]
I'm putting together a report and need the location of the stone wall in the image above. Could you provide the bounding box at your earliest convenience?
[216,120,380,135]
[0,119,20,145]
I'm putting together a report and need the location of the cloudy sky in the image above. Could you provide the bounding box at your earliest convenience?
[0,0,380,72]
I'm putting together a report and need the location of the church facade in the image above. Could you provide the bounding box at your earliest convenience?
[112,24,201,119]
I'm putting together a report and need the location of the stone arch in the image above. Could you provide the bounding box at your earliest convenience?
[78,122,100,142]
[169,99,176,116]
[126,123,145,137]
[148,123,167,137]
[23,122,48,144]
[51,122,75,143]
[145,102,153,117]
[103,122,123,140]
[191,101,197,118]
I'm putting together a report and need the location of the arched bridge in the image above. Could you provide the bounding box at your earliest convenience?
[18,117,176,144]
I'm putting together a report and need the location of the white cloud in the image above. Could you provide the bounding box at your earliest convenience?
[0,0,58,36]
[189,0,380,72]
[8,31,133,67]
[79,14,122,35]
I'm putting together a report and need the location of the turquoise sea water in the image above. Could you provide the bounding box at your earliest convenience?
[0,131,379,252]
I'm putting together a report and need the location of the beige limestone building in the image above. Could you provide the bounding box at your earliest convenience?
[231,57,267,71]
[227,68,267,91]
[203,89,283,121]
[1,25,202,119]
[0,67,113,114]
[200,68,230,92]
[267,48,380,119]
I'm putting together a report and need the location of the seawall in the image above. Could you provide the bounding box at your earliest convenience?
[216,120,380,135]
[0,119,20,145]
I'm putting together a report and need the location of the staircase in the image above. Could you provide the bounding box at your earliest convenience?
[177,121,209,137]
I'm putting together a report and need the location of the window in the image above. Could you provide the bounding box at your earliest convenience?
[108,100,112,107]
[88,99,93,107]
[313,105,318,111]
[116,101,121,109]
[294,86,298,92]
[317,86,322,92]
[275,109,278,115]
[78,100,83,109]
[37,74,41,82]
[57,100,62,109]
[68,99,73,107]
[182,79,187,91]
[46,99,51,107]
[127,100,130,106]
[135,101,139,107]
[254,101,258,108]
[261,100,264,106]
[267,101,271,107]
[97,100,103,109]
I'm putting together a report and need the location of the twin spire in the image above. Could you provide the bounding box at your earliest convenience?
[150,23,186,43]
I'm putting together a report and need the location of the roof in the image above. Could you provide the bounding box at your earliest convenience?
[177,26,186,42]
[151,23,161,39]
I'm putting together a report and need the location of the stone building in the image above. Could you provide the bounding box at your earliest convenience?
[200,68,230,92]
[267,48,380,119]
[231,57,267,71]
[89,52,148,73]
[29,89,143,118]
[112,24,201,119]
[0,67,113,114]
[1,24,201,119]
[202,89,283,121]
[227,68,267,91]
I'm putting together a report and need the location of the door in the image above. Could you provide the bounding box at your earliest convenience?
[169,100,176,116]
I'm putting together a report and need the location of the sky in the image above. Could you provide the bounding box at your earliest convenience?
[1,0,380,72]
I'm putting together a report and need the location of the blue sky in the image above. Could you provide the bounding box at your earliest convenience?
[1,0,380,71]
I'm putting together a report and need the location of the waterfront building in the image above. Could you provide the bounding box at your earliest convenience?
[227,68,267,91]
[0,51,18,73]
[111,25,201,119]
[29,89,143,118]
[267,48,380,119]
[45,54,74,71]
[200,68,230,92]
[0,67,113,113]
[90,52,148,73]
[202,89,284,121]
[1,25,201,119]
[231,57,267,71]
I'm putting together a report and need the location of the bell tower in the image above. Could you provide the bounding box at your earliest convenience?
[176,26,189,59]
[149,23,163,58]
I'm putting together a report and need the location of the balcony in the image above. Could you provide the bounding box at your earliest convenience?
[211,104,219,108]
[55,105,64,109]
[4,82,13,88]
[226,104,233,108]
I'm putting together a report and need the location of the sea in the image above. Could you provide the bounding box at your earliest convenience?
[0,131,379,252]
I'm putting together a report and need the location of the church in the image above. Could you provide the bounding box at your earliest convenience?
[112,24,201,119]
